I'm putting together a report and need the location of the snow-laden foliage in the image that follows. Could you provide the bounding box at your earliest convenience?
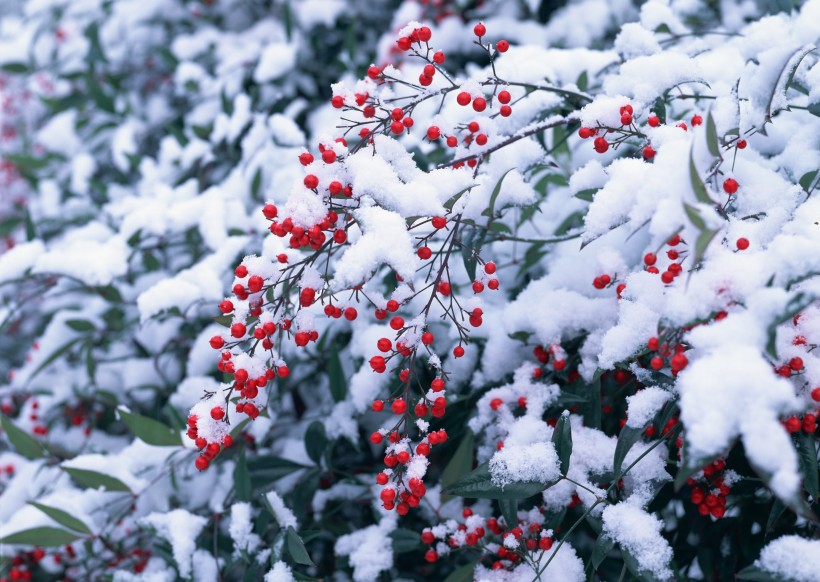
[1,0,819,580]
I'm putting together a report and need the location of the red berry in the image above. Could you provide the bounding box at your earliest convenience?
[370,431,383,444]
[425,549,438,563]
[594,136,609,153]
[472,97,487,112]
[392,399,407,415]
[496,39,509,52]
[457,92,471,106]
[811,387,820,402]
[737,139,747,149]
[195,456,209,471]
[736,237,749,250]
[473,22,486,37]
[500,105,512,117]
[422,332,434,345]
[210,406,224,420]
[643,145,656,159]
[498,90,511,104]
[723,178,738,194]
[453,345,465,357]
[427,126,440,140]
[230,323,246,338]
[209,335,225,349]
[647,115,660,127]
[299,152,314,166]
[431,216,447,229]
[304,174,319,189]
[367,65,381,79]
[691,114,703,126]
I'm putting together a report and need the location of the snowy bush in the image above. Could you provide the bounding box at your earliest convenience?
[1,0,820,580]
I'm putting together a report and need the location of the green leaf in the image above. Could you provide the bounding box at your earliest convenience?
[460,226,487,282]
[441,431,474,501]
[736,564,789,582]
[390,528,422,554]
[443,560,480,582]
[552,412,572,476]
[286,526,315,566]
[614,425,644,476]
[766,498,787,535]
[328,349,346,403]
[499,498,518,528]
[574,188,596,202]
[799,170,818,193]
[688,147,713,204]
[652,97,667,124]
[767,44,816,117]
[24,208,37,241]
[250,168,263,201]
[0,415,45,460]
[117,407,181,447]
[66,319,95,332]
[29,502,92,534]
[1,62,29,74]
[235,449,251,502]
[486,168,515,219]
[705,111,721,158]
[692,225,719,270]
[62,467,131,492]
[576,70,589,92]
[590,533,615,570]
[621,544,666,582]
[248,456,309,481]
[0,527,82,547]
[85,21,108,64]
[794,432,819,499]
[443,461,552,500]
[304,421,327,465]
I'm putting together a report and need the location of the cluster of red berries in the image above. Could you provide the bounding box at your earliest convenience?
[371,428,448,515]
[686,458,733,519]
[643,234,688,285]
[533,344,568,372]
[646,336,689,375]
[421,507,555,571]
[782,412,817,434]
[187,413,234,471]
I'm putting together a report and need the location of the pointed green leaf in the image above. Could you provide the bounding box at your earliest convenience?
[304,421,327,465]
[235,449,251,502]
[66,319,95,332]
[736,564,789,582]
[487,168,515,219]
[688,147,713,205]
[0,527,82,547]
[29,502,92,534]
[117,407,181,447]
[62,467,131,493]
[499,498,518,528]
[441,431,474,501]
[552,412,573,476]
[390,529,422,554]
[442,560,480,582]
[328,349,347,403]
[0,415,46,460]
[443,461,552,500]
[574,188,596,202]
[614,425,644,476]
[705,112,721,158]
[794,432,819,499]
[590,534,615,571]
[286,526,315,566]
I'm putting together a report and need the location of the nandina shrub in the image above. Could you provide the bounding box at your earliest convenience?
[2,0,820,581]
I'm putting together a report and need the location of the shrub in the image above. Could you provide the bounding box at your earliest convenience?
[1,0,819,581]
